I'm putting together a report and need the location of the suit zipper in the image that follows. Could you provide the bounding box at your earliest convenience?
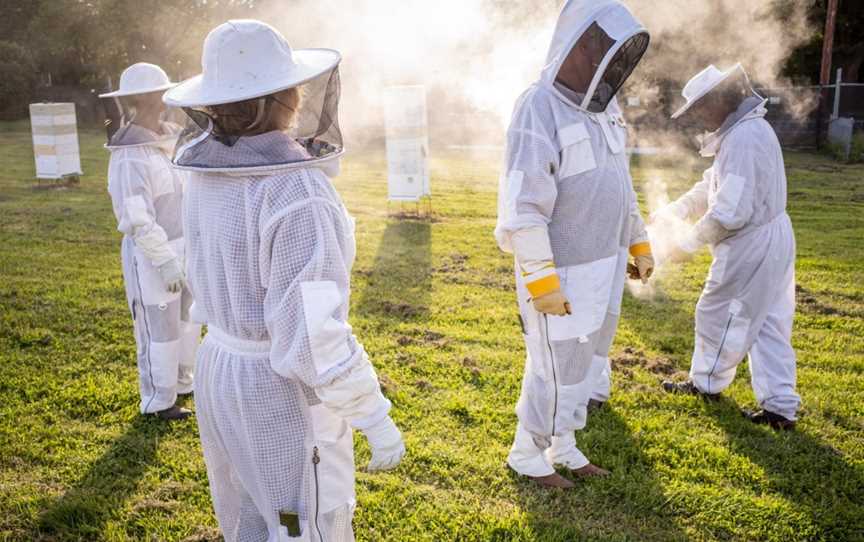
[707,313,735,394]
[312,446,323,541]
[543,314,558,435]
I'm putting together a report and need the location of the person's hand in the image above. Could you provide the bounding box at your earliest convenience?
[363,416,406,472]
[157,259,186,293]
[627,253,654,284]
[533,290,571,316]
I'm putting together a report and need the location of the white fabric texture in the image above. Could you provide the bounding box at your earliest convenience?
[107,126,200,414]
[670,113,800,419]
[496,0,649,464]
[546,431,590,470]
[183,130,390,541]
[507,423,555,478]
[510,225,555,275]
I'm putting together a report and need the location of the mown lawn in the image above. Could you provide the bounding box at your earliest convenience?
[0,119,862,541]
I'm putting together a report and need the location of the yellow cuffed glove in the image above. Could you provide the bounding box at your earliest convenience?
[525,265,571,316]
[627,242,654,284]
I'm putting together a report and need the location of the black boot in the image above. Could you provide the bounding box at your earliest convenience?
[587,398,605,413]
[155,404,193,421]
[661,380,721,401]
[742,409,796,430]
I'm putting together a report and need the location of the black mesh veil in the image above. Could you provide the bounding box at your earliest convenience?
[555,20,649,114]
[99,93,184,148]
[172,67,343,170]
[590,31,649,113]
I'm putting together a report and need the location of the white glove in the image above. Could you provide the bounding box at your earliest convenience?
[363,416,405,472]
[157,259,185,293]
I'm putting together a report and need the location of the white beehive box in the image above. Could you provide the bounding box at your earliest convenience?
[383,86,430,202]
[29,103,83,179]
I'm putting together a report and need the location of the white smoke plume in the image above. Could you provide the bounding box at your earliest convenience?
[247,0,815,146]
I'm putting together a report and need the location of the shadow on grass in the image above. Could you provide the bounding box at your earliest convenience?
[504,408,688,541]
[356,220,432,321]
[33,414,172,540]
[707,397,864,540]
[625,279,864,538]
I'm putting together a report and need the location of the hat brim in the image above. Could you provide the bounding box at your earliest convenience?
[163,48,341,108]
[98,83,177,99]
[671,66,739,120]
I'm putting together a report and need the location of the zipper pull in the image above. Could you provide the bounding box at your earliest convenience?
[312,446,320,465]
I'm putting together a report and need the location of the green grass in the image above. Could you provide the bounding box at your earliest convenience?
[0,121,862,541]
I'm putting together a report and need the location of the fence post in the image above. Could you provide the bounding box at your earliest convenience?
[832,68,842,120]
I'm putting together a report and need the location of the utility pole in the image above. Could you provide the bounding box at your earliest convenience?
[817,0,839,147]
[820,0,839,86]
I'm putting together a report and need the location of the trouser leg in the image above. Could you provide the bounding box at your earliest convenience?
[689,300,747,396]
[590,312,618,402]
[590,356,611,403]
[177,322,200,395]
[545,431,589,470]
[507,422,555,477]
[135,299,184,414]
[749,268,800,420]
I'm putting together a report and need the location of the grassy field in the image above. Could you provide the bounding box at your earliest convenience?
[0,119,862,542]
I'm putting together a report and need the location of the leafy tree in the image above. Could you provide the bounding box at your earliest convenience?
[0,40,38,117]
[782,0,864,83]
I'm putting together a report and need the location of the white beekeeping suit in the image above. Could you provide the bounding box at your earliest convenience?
[101,63,200,418]
[164,20,404,542]
[659,65,799,425]
[495,0,651,482]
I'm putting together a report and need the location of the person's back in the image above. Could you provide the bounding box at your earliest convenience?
[718,117,788,232]
[183,132,350,344]
[164,20,405,541]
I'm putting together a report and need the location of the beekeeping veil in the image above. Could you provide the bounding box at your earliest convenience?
[542,0,649,113]
[672,63,767,157]
[99,62,182,150]
[163,20,343,174]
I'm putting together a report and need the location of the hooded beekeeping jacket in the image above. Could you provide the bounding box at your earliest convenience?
[495,0,650,441]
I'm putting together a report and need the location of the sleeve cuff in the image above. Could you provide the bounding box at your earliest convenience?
[524,266,560,298]
[629,242,652,257]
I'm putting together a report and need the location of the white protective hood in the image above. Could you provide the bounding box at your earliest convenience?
[541,0,649,113]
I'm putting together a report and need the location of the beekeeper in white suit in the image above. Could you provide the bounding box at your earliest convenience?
[656,64,799,430]
[101,63,200,421]
[495,0,653,488]
[164,20,405,541]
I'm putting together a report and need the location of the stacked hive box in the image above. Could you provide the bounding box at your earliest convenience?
[383,86,430,202]
[29,103,83,180]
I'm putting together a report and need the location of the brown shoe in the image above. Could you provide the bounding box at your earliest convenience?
[570,463,610,478]
[155,405,193,421]
[527,472,576,489]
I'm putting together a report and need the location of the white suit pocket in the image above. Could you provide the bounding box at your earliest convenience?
[547,256,617,340]
[301,281,352,375]
[558,123,596,178]
[309,404,356,514]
